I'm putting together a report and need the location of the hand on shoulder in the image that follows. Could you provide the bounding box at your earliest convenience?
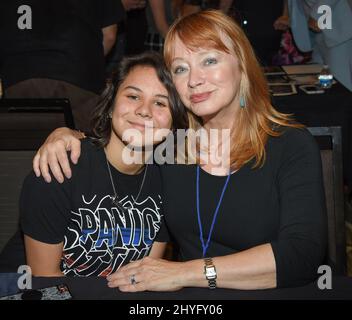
[32,127,84,183]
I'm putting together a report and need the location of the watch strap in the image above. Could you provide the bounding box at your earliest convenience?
[204,257,217,289]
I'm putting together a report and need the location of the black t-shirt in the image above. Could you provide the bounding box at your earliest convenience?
[183,0,216,8]
[20,139,168,277]
[229,0,283,65]
[160,128,327,288]
[0,0,125,93]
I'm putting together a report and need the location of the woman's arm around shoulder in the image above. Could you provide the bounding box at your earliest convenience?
[33,127,84,183]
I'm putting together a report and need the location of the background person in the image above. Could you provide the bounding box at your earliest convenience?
[288,0,352,91]
[0,0,124,131]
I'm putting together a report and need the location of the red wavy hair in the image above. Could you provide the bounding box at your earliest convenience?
[164,10,303,170]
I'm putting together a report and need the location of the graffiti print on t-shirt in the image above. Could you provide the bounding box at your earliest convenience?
[61,194,163,277]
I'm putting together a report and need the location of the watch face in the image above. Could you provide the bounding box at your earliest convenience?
[206,266,217,279]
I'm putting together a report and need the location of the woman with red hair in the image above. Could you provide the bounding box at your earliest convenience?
[33,10,327,290]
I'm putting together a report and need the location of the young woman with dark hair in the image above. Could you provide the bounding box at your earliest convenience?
[20,51,187,277]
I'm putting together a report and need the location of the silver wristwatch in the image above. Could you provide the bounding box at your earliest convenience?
[204,257,217,289]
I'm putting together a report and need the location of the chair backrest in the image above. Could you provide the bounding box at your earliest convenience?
[0,98,75,150]
[0,98,74,252]
[307,126,347,275]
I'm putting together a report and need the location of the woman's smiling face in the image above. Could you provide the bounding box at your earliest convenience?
[170,35,242,123]
[111,65,172,147]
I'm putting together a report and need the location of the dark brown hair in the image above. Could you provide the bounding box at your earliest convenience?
[90,51,188,147]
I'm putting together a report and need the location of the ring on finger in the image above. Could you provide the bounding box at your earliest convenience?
[130,274,137,285]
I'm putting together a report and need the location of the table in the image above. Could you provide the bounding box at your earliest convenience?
[272,83,352,188]
[30,276,352,300]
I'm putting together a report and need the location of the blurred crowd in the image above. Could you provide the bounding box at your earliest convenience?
[0,0,351,130]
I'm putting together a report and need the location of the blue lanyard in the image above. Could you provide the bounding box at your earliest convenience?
[196,166,231,258]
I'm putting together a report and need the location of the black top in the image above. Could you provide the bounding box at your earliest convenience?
[183,0,217,8]
[124,9,148,55]
[20,139,168,277]
[0,0,125,93]
[225,1,283,65]
[160,128,327,288]
[183,1,283,65]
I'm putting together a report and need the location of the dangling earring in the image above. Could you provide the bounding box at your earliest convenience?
[240,96,246,108]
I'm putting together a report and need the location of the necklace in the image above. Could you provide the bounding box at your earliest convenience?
[105,151,148,212]
[196,165,231,257]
